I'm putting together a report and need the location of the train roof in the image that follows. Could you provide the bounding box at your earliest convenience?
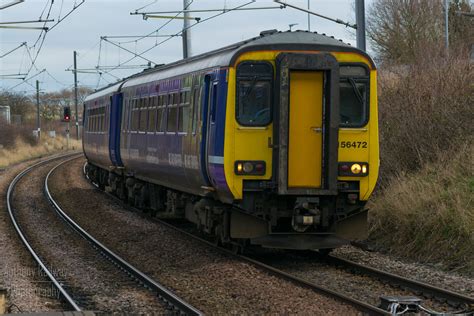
[86,30,373,100]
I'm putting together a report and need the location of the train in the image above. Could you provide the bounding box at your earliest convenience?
[83,30,379,252]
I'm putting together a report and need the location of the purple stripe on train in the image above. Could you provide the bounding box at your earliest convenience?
[208,163,230,193]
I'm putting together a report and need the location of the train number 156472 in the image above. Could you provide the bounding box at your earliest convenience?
[338,141,367,149]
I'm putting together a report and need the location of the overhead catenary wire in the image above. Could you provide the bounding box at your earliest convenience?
[7,0,85,91]
[273,0,356,29]
[92,0,196,84]
[0,0,25,10]
[101,37,158,65]
[116,0,195,45]
[98,0,256,80]
[133,0,158,14]
[0,42,27,58]
[9,69,46,90]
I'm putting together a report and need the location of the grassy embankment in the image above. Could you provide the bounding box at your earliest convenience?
[0,123,81,169]
[369,55,473,275]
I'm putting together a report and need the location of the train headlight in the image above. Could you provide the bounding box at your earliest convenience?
[235,161,266,175]
[338,162,369,177]
[243,162,254,173]
[351,163,362,174]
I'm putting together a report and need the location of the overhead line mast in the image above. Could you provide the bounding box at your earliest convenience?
[182,0,192,59]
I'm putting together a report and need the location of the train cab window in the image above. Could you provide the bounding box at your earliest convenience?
[236,62,273,126]
[339,65,369,127]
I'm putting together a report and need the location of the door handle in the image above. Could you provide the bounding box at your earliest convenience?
[268,137,278,149]
[311,127,322,133]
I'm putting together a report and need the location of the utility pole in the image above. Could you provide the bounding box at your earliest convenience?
[36,80,40,140]
[182,0,192,58]
[307,0,310,31]
[445,0,450,52]
[73,51,79,140]
[355,0,366,51]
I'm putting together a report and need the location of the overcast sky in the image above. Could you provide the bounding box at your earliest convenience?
[0,0,374,94]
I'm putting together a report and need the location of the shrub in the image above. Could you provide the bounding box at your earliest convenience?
[0,121,36,149]
[369,145,473,275]
[377,54,473,186]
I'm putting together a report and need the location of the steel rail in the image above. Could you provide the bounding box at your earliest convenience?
[82,162,388,316]
[6,153,83,312]
[48,158,202,316]
[325,255,474,307]
[83,159,474,315]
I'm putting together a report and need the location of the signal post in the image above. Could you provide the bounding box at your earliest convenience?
[63,106,71,150]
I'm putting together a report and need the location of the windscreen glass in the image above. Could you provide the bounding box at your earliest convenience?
[236,62,273,126]
[339,65,369,127]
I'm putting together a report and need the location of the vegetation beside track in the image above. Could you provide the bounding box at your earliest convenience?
[367,0,473,275]
[369,145,473,276]
[0,123,80,168]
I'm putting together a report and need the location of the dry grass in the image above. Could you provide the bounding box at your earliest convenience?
[377,55,473,186]
[370,53,473,275]
[369,143,473,275]
[0,136,81,169]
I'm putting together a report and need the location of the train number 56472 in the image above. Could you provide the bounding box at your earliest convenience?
[339,141,368,149]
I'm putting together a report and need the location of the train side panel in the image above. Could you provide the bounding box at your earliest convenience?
[118,70,229,197]
[83,96,113,170]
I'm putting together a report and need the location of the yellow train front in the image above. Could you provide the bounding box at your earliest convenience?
[213,30,379,250]
[84,30,379,251]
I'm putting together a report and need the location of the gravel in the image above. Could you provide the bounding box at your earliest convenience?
[252,250,469,314]
[0,158,65,313]
[333,246,474,297]
[10,156,168,314]
[48,157,360,315]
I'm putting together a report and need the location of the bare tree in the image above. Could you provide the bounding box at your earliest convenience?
[449,0,474,49]
[367,0,473,63]
[0,91,35,123]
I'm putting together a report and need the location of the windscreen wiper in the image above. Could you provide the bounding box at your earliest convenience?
[242,76,258,99]
[348,78,364,105]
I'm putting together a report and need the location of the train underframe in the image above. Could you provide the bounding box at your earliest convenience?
[86,163,368,252]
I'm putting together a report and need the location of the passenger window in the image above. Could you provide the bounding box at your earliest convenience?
[132,100,140,131]
[236,62,273,126]
[339,65,369,127]
[148,107,156,132]
[139,100,148,132]
[178,89,191,133]
[167,106,177,133]
[157,107,165,132]
[178,106,190,133]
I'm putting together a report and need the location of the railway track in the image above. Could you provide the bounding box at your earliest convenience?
[323,254,474,309]
[7,154,202,315]
[82,162,385,315]
[7,153,82,311]
[81,160,474,316]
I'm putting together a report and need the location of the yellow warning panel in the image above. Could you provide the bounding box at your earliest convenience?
[288,71,323,188]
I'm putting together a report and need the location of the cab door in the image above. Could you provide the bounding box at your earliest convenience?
[288,71,324,188]
[276,53,340,195]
